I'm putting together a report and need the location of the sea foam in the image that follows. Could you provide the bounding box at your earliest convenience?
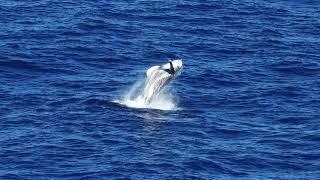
[113,79,178,111]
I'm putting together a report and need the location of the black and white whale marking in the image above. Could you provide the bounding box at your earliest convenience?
[142,60,183,104]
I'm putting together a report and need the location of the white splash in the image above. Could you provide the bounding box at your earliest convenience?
[113,79,179,111]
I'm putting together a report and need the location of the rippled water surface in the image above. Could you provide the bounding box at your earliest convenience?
[1,0,320,179]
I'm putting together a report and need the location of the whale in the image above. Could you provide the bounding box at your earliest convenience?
[142,59,183,104]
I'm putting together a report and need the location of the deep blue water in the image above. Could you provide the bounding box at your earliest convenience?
[1,0,320,179]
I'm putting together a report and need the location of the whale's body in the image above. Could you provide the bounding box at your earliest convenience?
[142,60,183,104]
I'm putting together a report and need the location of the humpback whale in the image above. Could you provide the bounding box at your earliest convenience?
[143,59,183,104]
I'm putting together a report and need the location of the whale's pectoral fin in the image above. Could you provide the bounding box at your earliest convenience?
[147,65,160,77]
[163,61,175,75]
[169,61,174,74]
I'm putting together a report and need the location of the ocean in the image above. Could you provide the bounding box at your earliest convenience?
[0,0,319,179]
